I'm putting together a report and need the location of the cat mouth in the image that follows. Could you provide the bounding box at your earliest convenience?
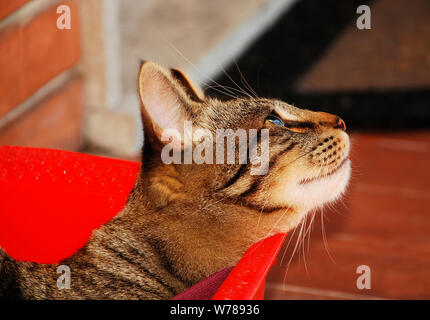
[299,157,349,185]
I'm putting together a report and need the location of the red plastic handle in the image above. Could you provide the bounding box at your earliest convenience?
[0,146,287,300]
[212,233,287,300]
[0,146,139,263]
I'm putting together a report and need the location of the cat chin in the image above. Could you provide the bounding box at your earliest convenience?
[293,159,351,213]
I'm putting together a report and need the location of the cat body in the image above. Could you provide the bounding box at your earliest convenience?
[0,62,351,299]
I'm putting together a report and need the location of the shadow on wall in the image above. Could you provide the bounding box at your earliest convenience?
[208,0,430,131]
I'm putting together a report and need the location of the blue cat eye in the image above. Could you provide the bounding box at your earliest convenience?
[265,114,284,126]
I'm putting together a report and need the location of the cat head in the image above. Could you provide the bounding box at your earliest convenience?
[137,61,351,233]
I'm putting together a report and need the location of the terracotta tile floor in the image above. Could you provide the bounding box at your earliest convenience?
[265,130,430,300]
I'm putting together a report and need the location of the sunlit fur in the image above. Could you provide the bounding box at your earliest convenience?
[0,62,350,299]
[185,97,351,236]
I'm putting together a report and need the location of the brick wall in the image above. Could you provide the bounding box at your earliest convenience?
[0,0,83,151]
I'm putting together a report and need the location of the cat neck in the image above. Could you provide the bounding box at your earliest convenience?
[112,158,294,284]
[111,166,253,283]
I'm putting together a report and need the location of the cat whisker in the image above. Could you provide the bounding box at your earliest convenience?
[217,62,254,99]
[281,218,306,289]
[301,210,317,275]
[278,163,322,278]
[253,192,270,239]
[203,84,248,98]
[279,223,299,289]
[248,203,292,255]
[200,84,240,100]
[233,60,259,99]
[306,210,316,255]
[300,214,309,275]
[321,207,336,264]
[166,41,243,99]
[279,147,321,172]
[296,163,325,274]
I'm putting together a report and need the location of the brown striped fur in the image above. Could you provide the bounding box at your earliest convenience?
[0,62,351,299]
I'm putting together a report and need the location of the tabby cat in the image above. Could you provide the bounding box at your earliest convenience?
[0,62,351,299]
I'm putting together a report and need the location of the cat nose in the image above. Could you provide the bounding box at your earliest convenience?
[334,117,346,131]
[315,112,347,131]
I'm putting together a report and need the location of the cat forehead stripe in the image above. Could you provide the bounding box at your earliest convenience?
[274,104,301,121]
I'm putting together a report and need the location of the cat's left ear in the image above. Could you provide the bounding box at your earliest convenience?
[138,62,204,150]
[169,68,205,103]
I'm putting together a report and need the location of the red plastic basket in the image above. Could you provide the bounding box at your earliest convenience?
[0,146,286,299]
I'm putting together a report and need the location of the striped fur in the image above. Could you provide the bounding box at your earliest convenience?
[0,62,350,299]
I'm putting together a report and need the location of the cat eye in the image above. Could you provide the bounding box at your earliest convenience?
[265,113,284,126]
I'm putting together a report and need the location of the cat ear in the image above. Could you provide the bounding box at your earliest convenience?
[169,68,205,102]
[138,62,201,149]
